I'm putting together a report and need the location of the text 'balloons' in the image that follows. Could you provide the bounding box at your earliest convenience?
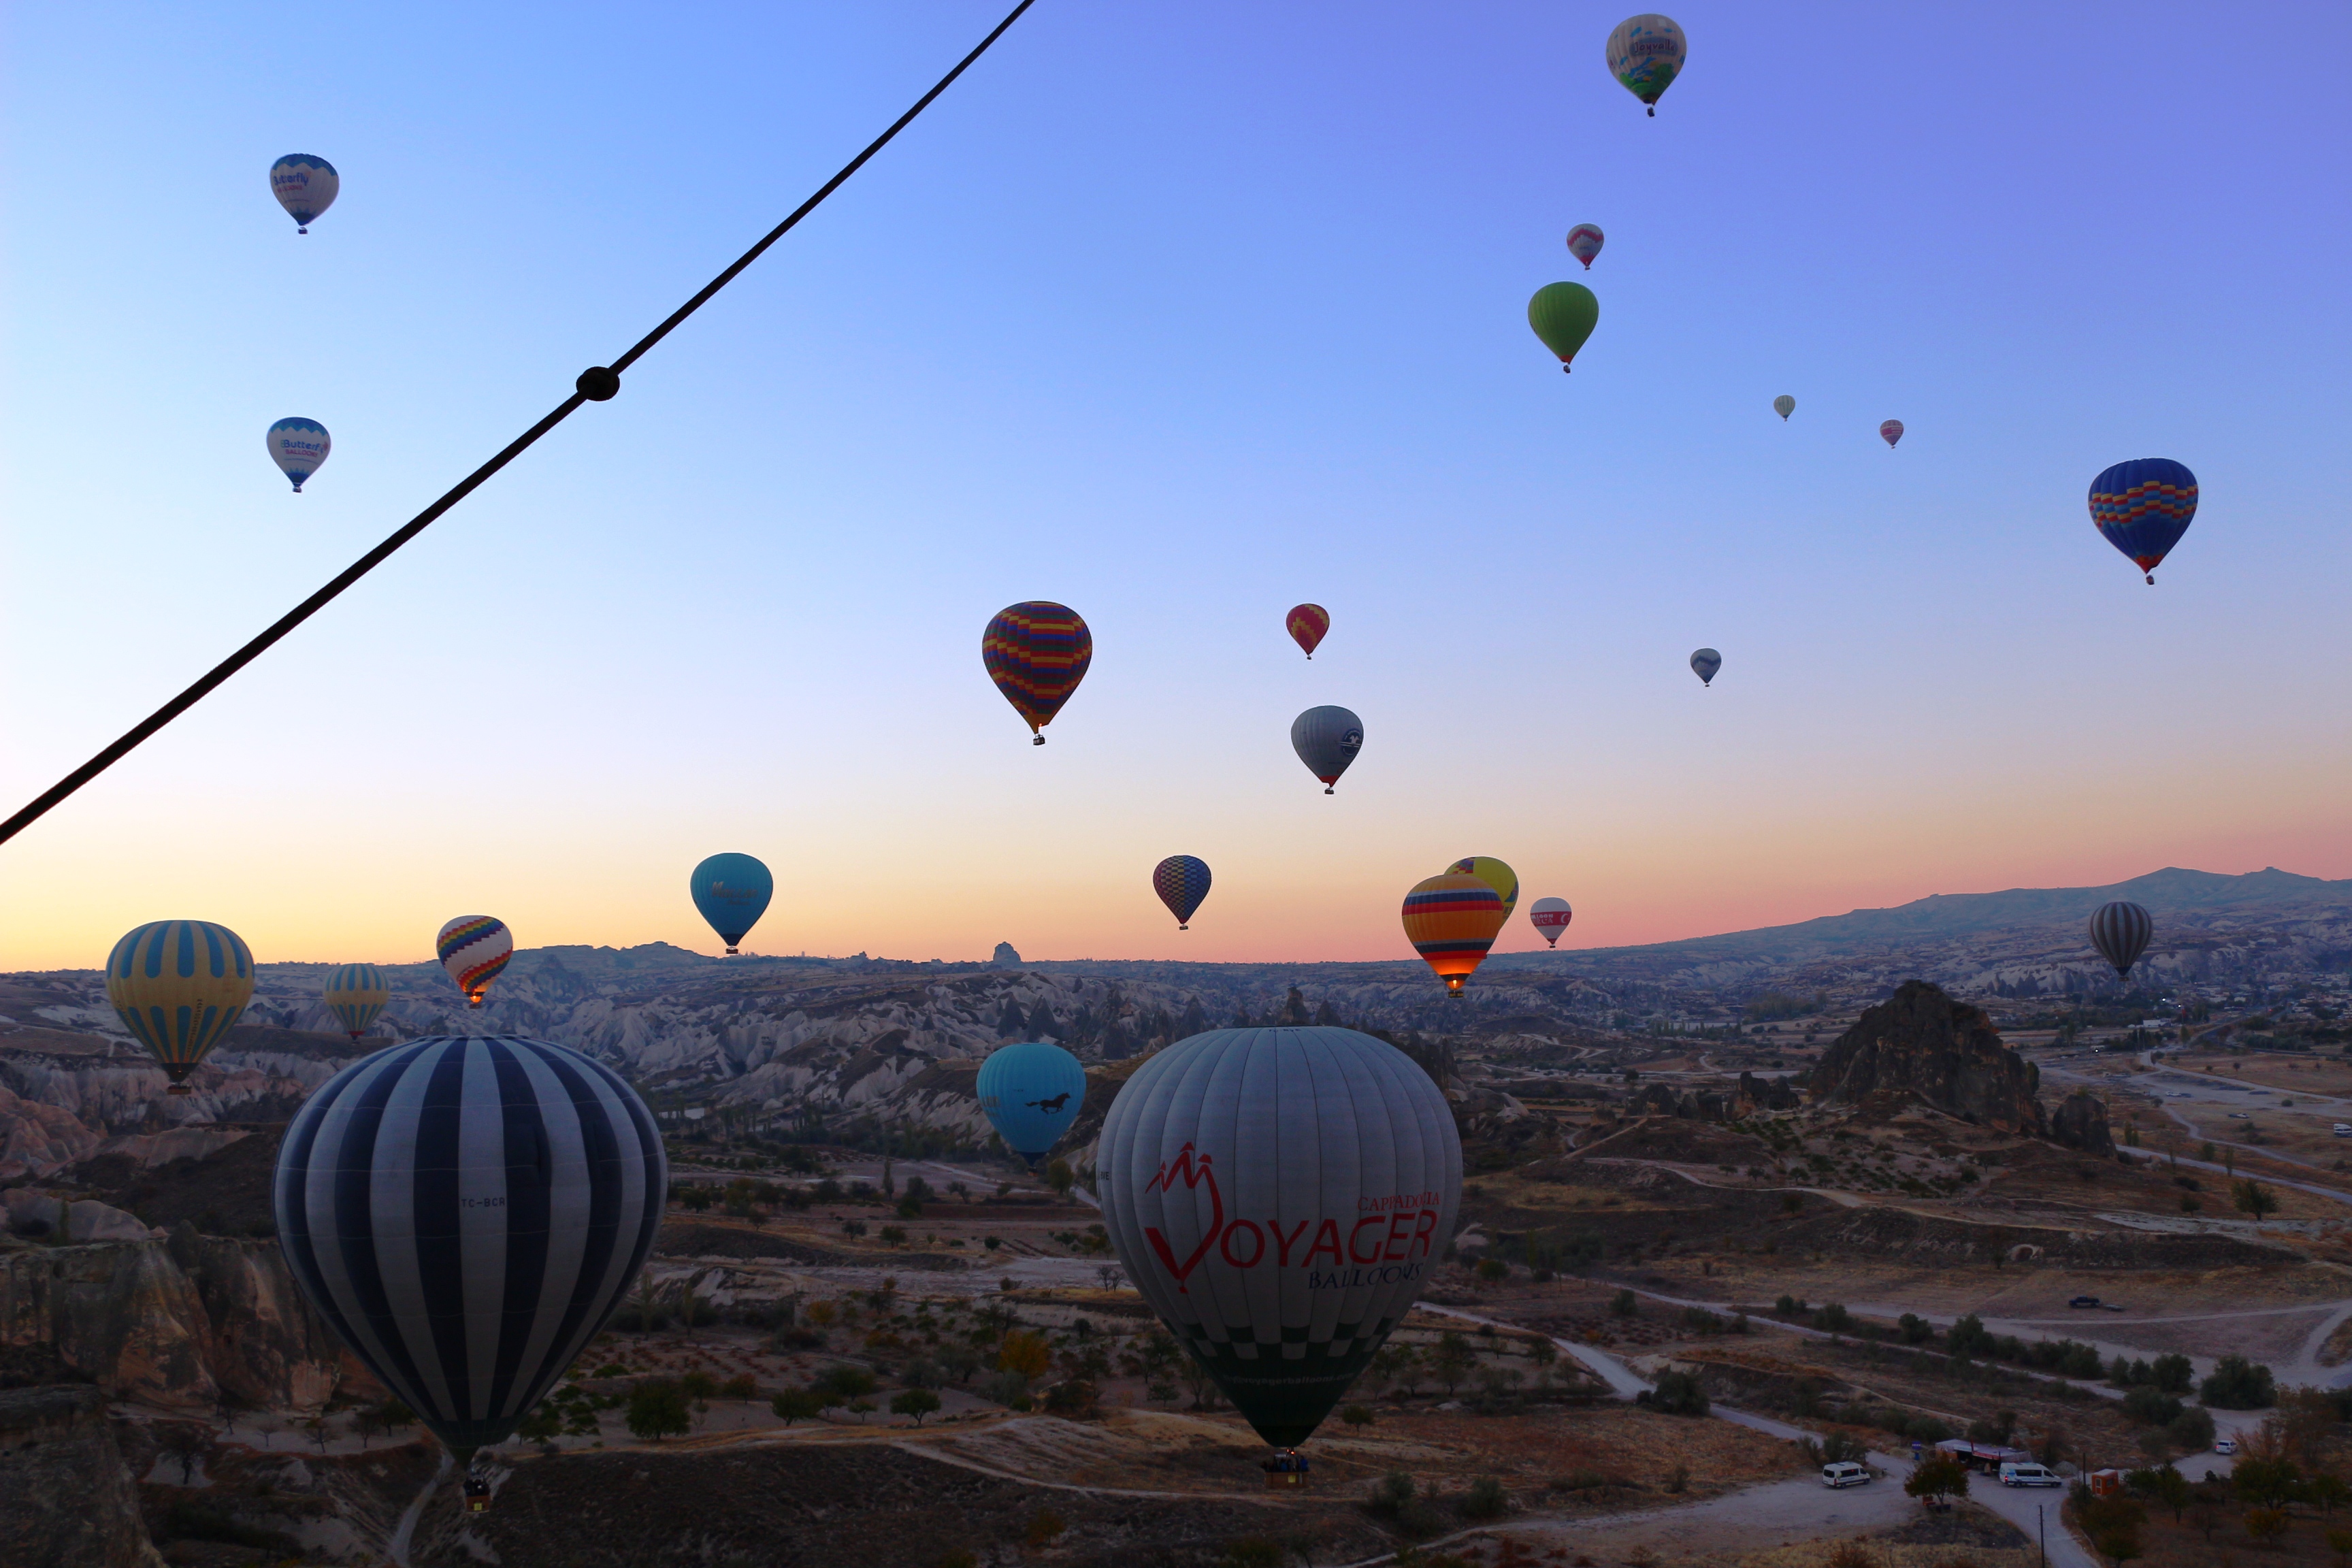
[267,419,331,491]
[1566,224,1605,270]
[976,1041,1087,1166]
[1529,897,1574,947]
[436,916,512,1008]
[2089,458,2198,585]
[1880,420,1905,448]
[322,963,389,1041]
[1096,1026,1462,1450]
[274,1036,666,1463]
[1446,858,1519,920]
[1607,14,1686,115]
[1528,283,1599,372]
[270,154,338,233]
[1286,604,1330,659]
[1154,855,1213,930]
[689,853,773,954]
[983,602,1092,745]
[106,921,255,1094]
[1290,706,1364,794]
[1774,395,1795,421]
[2089,901,2153,979]
[1690,648,1722,686]
[1401,874,1507,996]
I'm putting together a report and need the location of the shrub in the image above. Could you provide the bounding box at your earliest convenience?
[1459,1476,1509,1520]
[625,1381,691,1442]
[2202,1355,2277,1409]
[1025,1507,1066,1548]
[1342,1403,1374,1426]
[2165,1406,2215,1452]
[770,1389,821,1425]
[1475,1257,1509,1281]
[2121,1387,2183,1426]
[1815,1303,1853,1333]
[2246,1507,2290,1546]
[1648,1370,1709,1417]
[1776,1294,1805,1316]
[1612,1290,1638,1318]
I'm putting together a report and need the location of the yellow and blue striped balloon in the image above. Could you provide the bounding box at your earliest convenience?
[323,962,390,1040]
[105,921,255,1093]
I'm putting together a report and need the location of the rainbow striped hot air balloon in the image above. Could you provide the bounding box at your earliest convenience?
[1152,855,1212,930]
[983,602,1092,745]
[1401,874,1507,996]
[106,921,255,1094]
[2089,459,2198,585]
[322,962,389,1041]
[436,916,512,1008]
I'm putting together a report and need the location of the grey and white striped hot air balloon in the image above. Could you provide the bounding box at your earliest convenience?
[1290,706,1364,794]
[2089,900,2153,980]
[1096,1026,1461,1451]
[273,1036,666,1469]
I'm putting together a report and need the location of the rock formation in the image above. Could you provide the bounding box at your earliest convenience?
[992,942,1022,968]
[2050,1090,2117,1155]
[0,1384,164,1566]
[1629,1070,1802,1124]
[1804,980,2046,1134]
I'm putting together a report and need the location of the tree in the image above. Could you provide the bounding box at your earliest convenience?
[891,1389,943,1425]
[1906,1458,1970,1507]
[2151,1354,2195,1394]
[1431,1333,1476,1396]
[1648,1371,1708,1417]
[2325,1527,2352,1568]
[515,1405,563,1444]
[998,1330,1053,1380]
[2236,1457,2304,1509]
[2142,1467,2191,1522]
[2204,1355,2279,1409]
[2311,1474,2352,1516]
[770,1389,821,1425]
[2097,1526,2146,1568]
[157,1422,207,1485]
[2234,1179,2282,1220]
[723,1373,757,1405]
[2245,1507,2291,1548]
[1044,1159,1075,1200]
[626,1382,691,1443]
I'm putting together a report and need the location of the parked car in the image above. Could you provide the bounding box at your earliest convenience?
[2001,1463,2063,1488]
[1822,1462,1870,1488]
[2332,1124,2350,1137]
[2215,1437,2239,1455]
[2069,1295,2101,1308]
[2229,1112,2251,1119]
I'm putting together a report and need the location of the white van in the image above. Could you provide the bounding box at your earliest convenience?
[2332,1124,2350,1137]
[1821,1462,1870,1488]
[2000,1462,2061,1487]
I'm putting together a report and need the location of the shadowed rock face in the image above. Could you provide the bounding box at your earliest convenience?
[1804,980,2046,1134]
[0,1384,163,1567]
[2051,1091,2117,1155]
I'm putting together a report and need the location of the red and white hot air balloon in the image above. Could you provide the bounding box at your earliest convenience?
[1286,604,1330,659]
[1565,224,1604,270]
[1880,419,1905,448]
[1528,898,1573,947]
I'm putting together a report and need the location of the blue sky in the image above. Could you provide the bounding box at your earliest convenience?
[3,2,2347,970]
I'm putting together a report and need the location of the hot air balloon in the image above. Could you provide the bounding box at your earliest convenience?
[267,418,331,491]
[322,963,389,1041]
[1528,283,1599,372]
[1880,420,1904,448]
[1401,874,1507,996]
[1096,1025,1461,1451]
[1154,855,1213,930]
[436,916,512,1008]
[1774,395,1795,421]
[105,921,254,1095]
[1446,857,1520,920]
[1606,14,1686,115]
[1566,224,1605,270]
[983,602,1092,745]
[275,1034,665,1507]
[2089,901,2153,980]
[1290,706,1363,794]
[976,1041,1087,1167]
[1529,898,1573,947]
[1286,604,1330,659]
[2089,458,2198,585]
[1690,648,1722,686]
[689,853,773,954]
[270,154,339,233]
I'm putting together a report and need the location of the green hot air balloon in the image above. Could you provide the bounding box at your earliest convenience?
[1527,283,1599,373]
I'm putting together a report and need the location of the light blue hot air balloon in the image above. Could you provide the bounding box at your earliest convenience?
[267,418,330,491]
[690,853,774,954]
[976,1041,1086,1167]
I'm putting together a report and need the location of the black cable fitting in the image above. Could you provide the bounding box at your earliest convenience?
[577,366,621,402]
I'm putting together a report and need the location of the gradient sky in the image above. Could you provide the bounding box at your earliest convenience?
[3,2,2348,973]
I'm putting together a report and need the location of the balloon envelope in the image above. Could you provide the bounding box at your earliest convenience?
[2089,901,2153,979]
[323,963,389,1041]
[983,602,1092,742]
[1690,648,1722,685]
[270,154,339,231]
[436,917,512,1008]
[267,418,331,491]
[689,853,773,953]
[1401,874,1507,995]
[1446,858,1519,920]
[1286,604,1330,659]
[976,1042,1087,1163]
[1774,395,1795,421]
[1606,14,1687,112]
[1096,1025,1462,1449]
[1154,855,1213,929]
[1529,898,1573,947]
[274,1035,666,1459]
[1527,282,1599,370]
[1880,420,1904,448]
[2089,458,2198,584]
[106,921,255,1090]
[1566,224,1605,269]
[1290,706,1364,794]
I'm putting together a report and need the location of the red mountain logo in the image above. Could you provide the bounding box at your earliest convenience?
[1143,1143,1223,1293]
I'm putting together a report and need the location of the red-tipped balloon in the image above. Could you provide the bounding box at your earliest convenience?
[1286,604,1330,659]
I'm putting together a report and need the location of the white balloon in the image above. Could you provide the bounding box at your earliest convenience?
[1529,896,1573,947]
[267,418,331,492]
[270,154,339,233]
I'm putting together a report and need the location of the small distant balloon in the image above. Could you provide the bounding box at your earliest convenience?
[1446,857,1520,921]
[106,921,255,1095]
[270,154,338,233]
[2089,458,2198,585]
[1690,647,1722,686]
[1607,14,1687,115]
[322,963,389,1041]
[1402,873,1507,996]
[1529,897,1573,947]
[436,916,512,1009]
[267,419,330,492]
[1152,855,1212,930]
[690,853,773,954]
[1880,420,1905,448]
[1774,395,1795,421]
[1566,224,1605,270]
[1286,603,1330,659]
[1290,706,1363,794]
[983,602,1092,745]
[1528,282,1599,373]
[2088,900,2153,979]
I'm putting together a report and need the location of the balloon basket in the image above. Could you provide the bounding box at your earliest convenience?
[724,946,739,955]
[1264,1469,1308,1490]
[167,1083,193,1097]
[1032,736,1045,747]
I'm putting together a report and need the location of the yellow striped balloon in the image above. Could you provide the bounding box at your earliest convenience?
[105,921,255,1094]
[1446,856,1520,920]
[322,962,390,1040]
[1401,874,1507,996]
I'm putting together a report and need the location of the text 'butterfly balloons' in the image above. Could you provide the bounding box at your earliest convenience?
[1607,14,1686,115]
[2089,458,2198,585]
[1566,224,1605,270]
[1529,897,1574,947]
[436,916,512,1008]
[106,921,254,1094]
[983,602,1092,745]
[1154,855,1213,930]
[270,154,339,233]
[1290,706,1364,794]
[268,419,331,491]
[1286,603,1330,659]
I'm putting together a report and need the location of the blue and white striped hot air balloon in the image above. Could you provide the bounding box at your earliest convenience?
[267,418,331,492]
[270,154,339,233]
